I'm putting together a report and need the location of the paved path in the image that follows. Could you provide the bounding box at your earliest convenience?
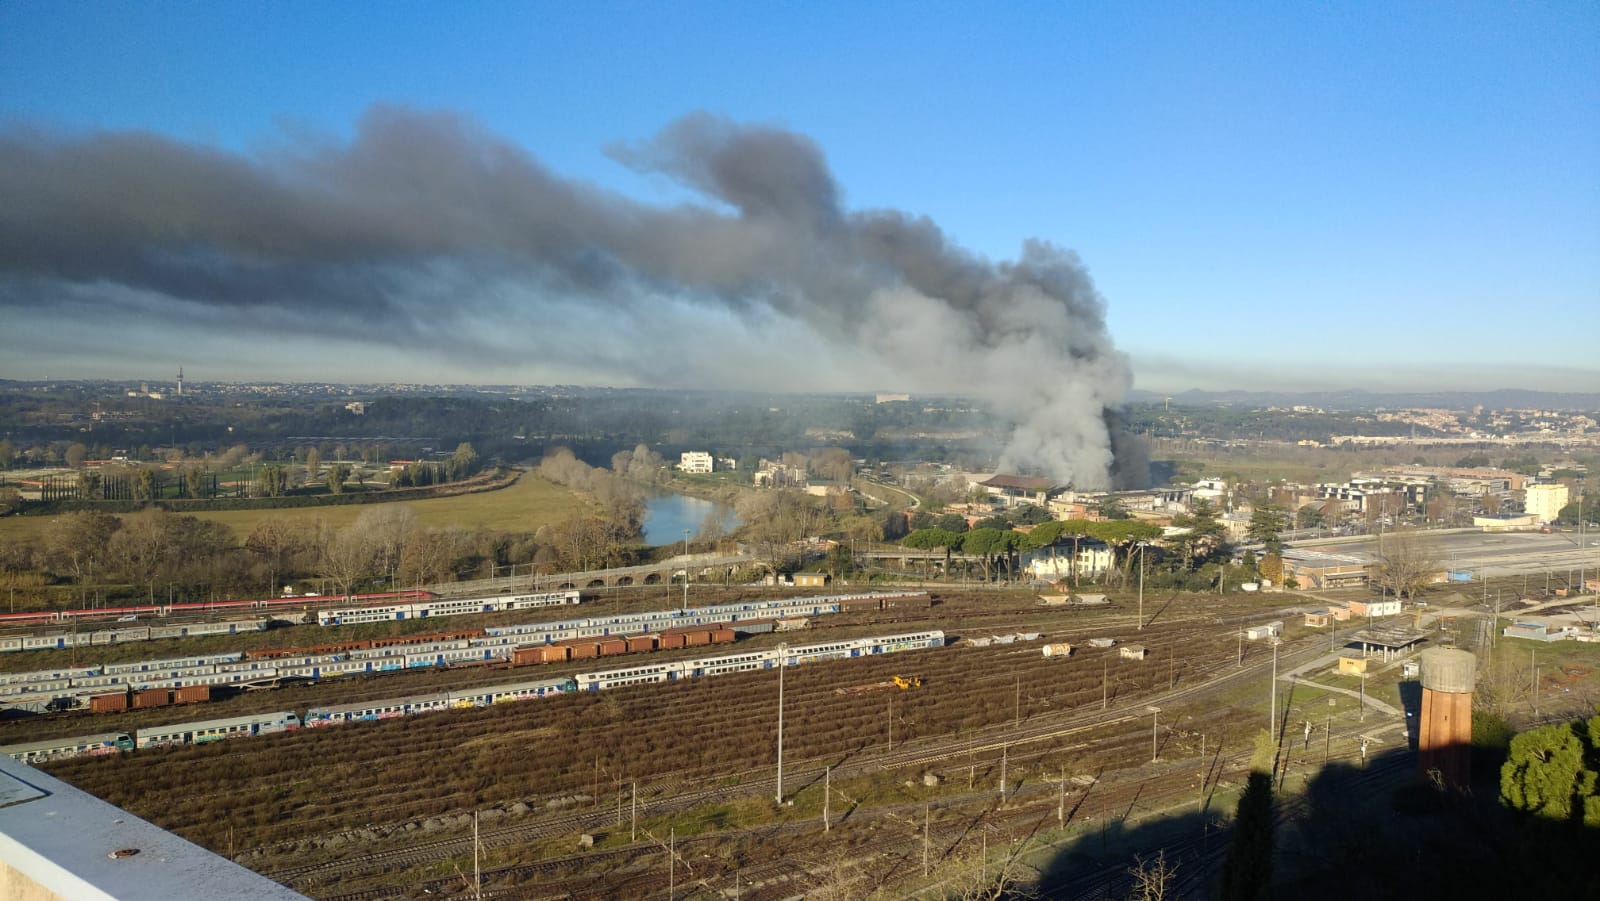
[1279,648,1403,717]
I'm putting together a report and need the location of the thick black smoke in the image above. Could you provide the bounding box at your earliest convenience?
[0,106,1136,487]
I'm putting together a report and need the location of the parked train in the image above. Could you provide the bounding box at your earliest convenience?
[0,590,435,629]
[1,617,271,654]
[1,630,945,764]
[315,590,582,626]
[0,593,926,713]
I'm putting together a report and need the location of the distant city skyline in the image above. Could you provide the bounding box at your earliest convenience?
[2,3,1596,395]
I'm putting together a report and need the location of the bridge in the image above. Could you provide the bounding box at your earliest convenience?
[430,553,759,596]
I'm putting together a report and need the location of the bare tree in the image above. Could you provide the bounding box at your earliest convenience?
[736,489,826,574]
[355,505,417,582]
[1126,851,1179,901]
[44,511,121,595]
[319,521,377,598]
[245,517,308,597]
[1370,527,1440,600]
[399,526,470,587]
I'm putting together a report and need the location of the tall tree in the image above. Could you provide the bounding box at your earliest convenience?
[327,462,350,495]
[1246,505,1288,552]
[1220,732,1277,901]
[1500,714,1600,826]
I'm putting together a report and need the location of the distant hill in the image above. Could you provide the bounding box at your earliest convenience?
[1126,388,1600,412]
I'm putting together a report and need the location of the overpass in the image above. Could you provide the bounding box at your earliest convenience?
[430,552,758,596]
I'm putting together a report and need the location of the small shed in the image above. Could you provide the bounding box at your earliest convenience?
[1088,637,1115,649]
[1120,644,1149,661]
[1304,611,1332,628]
[1338,656,1370,675]
[1246,622,1284,641]
[1042,643,1075,658]
[793,573,830,588]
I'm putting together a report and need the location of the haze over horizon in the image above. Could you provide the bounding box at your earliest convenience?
[2,3,1596,400]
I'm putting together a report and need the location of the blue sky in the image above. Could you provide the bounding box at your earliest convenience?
[1,1,1596,394]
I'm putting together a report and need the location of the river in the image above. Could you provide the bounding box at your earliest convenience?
[640,493,740,547]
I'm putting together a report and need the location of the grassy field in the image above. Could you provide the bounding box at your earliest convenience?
[0,470,594,541]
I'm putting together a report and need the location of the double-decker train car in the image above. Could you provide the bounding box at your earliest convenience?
[316,590,581,626]
[0,590,434,631]
[134,711,301,749]
[0,731,135,764]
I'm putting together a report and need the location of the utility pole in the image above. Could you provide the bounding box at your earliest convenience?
[923,805,930,877]
[1137,542,1146,630]
[1270,639,1280,740]
[1102,659,1108,709]
[775,644,787,804]
[824,766,830,832]
[631,781,636,842]
[1000,743,1008,804]
[1149,706,1161,762]
[1058,766,1066,828]
[682,530,690,613]
[1532,649,1539,716]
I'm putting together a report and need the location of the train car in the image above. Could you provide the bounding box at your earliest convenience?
[88,625,153,645]
[574,661,685,692]
[501,590,583,610]
[865,631,945,653]
[272,658,374,681]
[684,650,775,679]
[135,711,300,748]
[304,693,452,727]
[0,666,101,687]
[103,653,244,674]
[1,731,134,764]
[448,677,576,707]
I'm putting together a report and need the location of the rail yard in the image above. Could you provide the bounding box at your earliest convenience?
[6,577,1555,899]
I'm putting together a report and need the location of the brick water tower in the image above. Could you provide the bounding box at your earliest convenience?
[1418,647,1476,790]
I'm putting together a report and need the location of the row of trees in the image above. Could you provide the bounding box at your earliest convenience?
[2,503,552,609]
[900,516,1166,584]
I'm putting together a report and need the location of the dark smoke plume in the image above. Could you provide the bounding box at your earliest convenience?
[0,106,1136,487]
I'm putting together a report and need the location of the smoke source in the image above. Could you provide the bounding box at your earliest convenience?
[0,107,1137,488]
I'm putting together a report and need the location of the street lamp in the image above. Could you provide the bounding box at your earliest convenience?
[1269,638,1281,741]
[683,529,691,612]
[1137,542,1148,631]
[775,643,788,803]
[1147,705,1161,763]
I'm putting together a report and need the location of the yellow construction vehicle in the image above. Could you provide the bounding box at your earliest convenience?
[892,675,922,690]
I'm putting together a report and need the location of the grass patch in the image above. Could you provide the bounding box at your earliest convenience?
[0,470,593,542]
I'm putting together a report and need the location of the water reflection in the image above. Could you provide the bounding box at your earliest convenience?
[641,493,740,547]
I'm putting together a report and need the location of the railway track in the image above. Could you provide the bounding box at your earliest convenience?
[257,627,1378,895]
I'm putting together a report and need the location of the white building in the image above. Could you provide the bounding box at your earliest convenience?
[679,451,714,474]
[1026,540,1114,581]
[1524,483,1569,523]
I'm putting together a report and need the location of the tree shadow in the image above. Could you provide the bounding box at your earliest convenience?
[1028,741,1600,901]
